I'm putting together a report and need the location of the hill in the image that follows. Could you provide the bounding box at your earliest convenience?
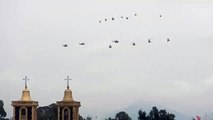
[105,101,191,120]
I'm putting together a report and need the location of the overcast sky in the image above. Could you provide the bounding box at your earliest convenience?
[0,0,213,119]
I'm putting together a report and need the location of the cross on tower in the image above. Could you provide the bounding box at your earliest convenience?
[64,76,72,89]
[23,76,29,89]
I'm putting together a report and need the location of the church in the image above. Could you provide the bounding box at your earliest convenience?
[11,76,81,120]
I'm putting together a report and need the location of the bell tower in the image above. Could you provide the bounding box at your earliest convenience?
[56,76,81,120]
[12,76,38,120]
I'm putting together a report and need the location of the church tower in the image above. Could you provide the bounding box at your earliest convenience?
[12,76,38,120]
[56,76,81,120]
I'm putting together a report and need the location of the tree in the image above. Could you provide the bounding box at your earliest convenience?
[0,100,7,119]
[48,103,57,120]
[115,111,132,120]
[79,115,84,120]
[105,117,117,120]
[166,113,175,120]
[86,116,92,120]
[138,109,147,120]
[138,106,175,120]
[37,103,57,120]
[159,110,167,120]
[149,106,159,120]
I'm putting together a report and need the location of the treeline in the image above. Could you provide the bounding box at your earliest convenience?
[1,100,197,120]
[105,106,175,120]
[37,103,176,120]
[0,100,175,120]
[138,106,175,120]
[37,103,58,120]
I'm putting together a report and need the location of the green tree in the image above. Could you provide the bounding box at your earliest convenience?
[48,103,57,120]
[138,106,175,120]
[166,113,175,120]
[105,117,116,120]
[138,109,147,120]
[149,106,159,120]
[79,115,84,120]
[0,100,7,119]
[37,103,57,120]
[159,110,167,120]
[115,111,132,120]
[86,116,92,120]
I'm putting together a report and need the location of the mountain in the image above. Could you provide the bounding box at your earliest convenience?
[202,113,213,120]
[105,101,191,120]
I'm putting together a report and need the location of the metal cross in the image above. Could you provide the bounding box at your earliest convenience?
[64,76,72,89]
[23,76,29,89]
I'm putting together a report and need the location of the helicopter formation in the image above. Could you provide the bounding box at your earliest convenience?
[99,13,137,23]
[98,13,162,23]
[62,38,170,48]
[62,13,170,48]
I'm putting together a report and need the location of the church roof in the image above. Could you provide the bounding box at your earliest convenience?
[20,87,32,101]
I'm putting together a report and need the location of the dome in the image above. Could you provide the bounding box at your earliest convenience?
[63,88,73,101]
[21,88,32,101]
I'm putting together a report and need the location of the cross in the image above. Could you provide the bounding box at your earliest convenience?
[64,76,72,89]
[23,76,29,89]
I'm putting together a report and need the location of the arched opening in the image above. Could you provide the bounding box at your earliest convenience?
[64,109,69,120]
[21,108,26,115]
[62,107,70,120]
[19,107,27,120]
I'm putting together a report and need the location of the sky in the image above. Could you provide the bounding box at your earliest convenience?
[0,0,213,119]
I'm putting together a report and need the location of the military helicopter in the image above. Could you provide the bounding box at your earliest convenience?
[167,38,170,42]
[62,44,68,47]
[112,40,119,43]
[132,42,136,46]
[79,43,85,45]
[148,38,152,43]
